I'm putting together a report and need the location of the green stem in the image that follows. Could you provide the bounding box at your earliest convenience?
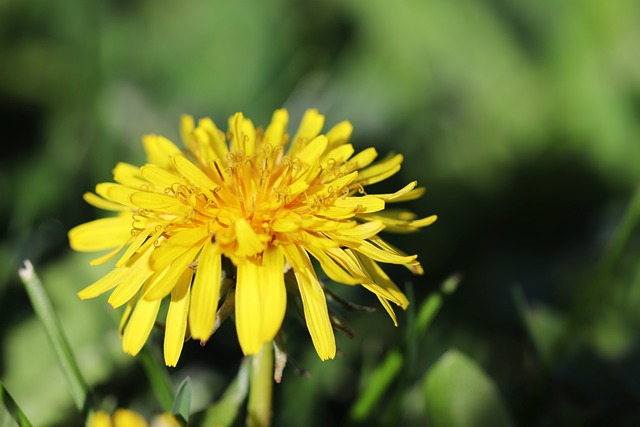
[247,342,274,427]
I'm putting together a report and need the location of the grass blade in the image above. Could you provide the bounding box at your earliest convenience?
[0,381,33,427]
[17,260,92,414]
[349,350,404,422]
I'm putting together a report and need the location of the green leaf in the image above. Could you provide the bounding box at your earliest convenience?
[513,287,565,367]
[415,294,443,337]
[172,377,192,426]
[423,349,513,427]
[192,358,250,427]
[139,347,175,413]
[0,381,33,427]
[349,350,404,422]
[17,260,92,414]
[565,184,640,345]
[416,273,460,337]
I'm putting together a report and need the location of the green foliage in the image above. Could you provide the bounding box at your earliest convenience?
[0,381,32,427]
[513,288,565,368]
[17,261,92,415]
[2,0,640,425]
[139,347,175,413]
[415,274,460,337]
[192,359,250,427]
[423,350,513,427]
[172,377,192,426]
[349,350,403,422]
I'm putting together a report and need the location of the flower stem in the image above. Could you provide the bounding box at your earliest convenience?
[247,341,274,427]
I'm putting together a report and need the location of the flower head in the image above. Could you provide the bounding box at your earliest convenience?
[69,109,436,366]
[89,409,180,427]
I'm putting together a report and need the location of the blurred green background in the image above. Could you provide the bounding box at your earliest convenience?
[2,0,640,426]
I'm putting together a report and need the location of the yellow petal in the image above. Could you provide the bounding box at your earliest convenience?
[333,195,385,213]
[325,120,353,149]
[333,221,385,240]
[357,253,410,309]
[83,192,126,211]
[300,217,351,232]
[325,247,369,280]
[149,227,208,271]
[88,411,112,427]
[140,164,187,192]
[144,245,202,300]
[119,297,136,336]
[317,171,358,197]
[129,192,185,213]
[143,135,181,169]
[370,235,421,261]
[283,178,309,198]
[102,183,137,207]
[306,246,362,285]
[241,117,256,156]
[235,218,266,257]
[122,295,161,357]
[298,231,340,249]
[228,113,246,153]
[385,187,426,203]
[410,215,438,227]
[375,295,399,326]
[113,162,148,188]
[112,409,148,427]
[132,221,171,256]
[189,243,222,341]
[164,267,193,367]
[263,109,288,146]
[282,245,336,360]
[291,109,324,152]
[320,144,354,169]
[115,225,154,268]
[357,212,437,233]
[362,165,401,186]
[68,215,132,252]
[151,414,182,427]
[354,239,418,265]
[357,153,403,186]
[77,267,128,300]
[108,250,154,308]
[296,135,328,166]
[235,247,287,355]
[375,181,418,201]
[271,216,301,233]
[345,147,377,171]
[197,117,228,161]
[180,114,195,146]
[172,154,218,200]
[316,205,358,219]
[89,241,128,266]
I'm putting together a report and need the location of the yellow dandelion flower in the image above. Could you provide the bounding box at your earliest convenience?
[69,109,436,366]
[89,409,181,427]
